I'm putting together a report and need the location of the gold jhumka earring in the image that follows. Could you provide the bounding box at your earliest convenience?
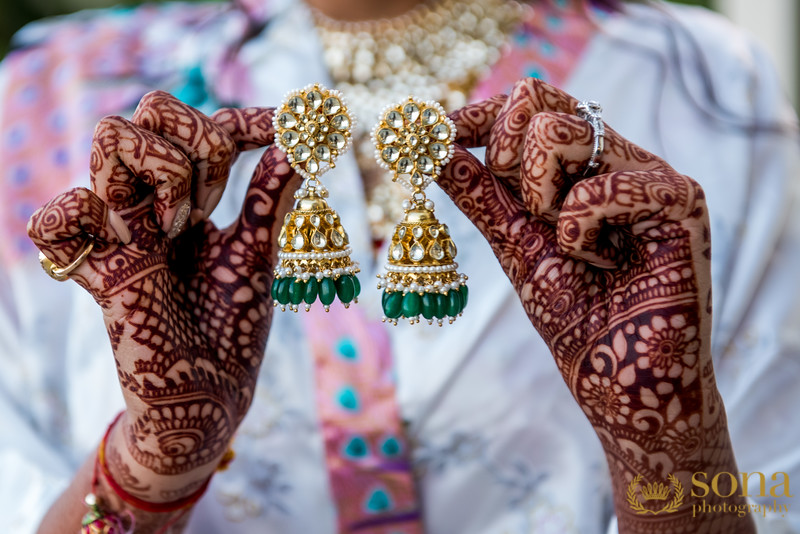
[372,97,468,325]
[271,84,360,312]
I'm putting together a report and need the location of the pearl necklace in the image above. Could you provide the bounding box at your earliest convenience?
[312,0,526,248]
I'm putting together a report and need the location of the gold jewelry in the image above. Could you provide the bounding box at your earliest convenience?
[38,241,94,282]
[373,97,467,325]
[271,84,361,312]
[313,0,526,247]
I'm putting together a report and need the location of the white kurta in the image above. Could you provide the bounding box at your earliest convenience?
[0,1,798,533]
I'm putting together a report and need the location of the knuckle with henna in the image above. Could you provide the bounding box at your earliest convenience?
[138,90,171,109]
[210,107,233,123]
[93,116,116,137]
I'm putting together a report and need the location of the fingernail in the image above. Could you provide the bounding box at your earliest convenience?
[202,184,226,219]
[108,210,132,244]
[167,199,192,239]
[189,208,205,227]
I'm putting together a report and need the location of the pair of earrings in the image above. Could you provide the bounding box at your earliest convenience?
[270,84,468,326]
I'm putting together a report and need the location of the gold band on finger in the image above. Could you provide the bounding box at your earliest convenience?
[38,241,94,281]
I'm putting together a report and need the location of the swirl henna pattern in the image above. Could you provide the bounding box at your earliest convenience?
[28,92,300,522]
[443,79,754,534]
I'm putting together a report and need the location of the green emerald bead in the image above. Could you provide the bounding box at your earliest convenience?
[447,289,462,317]
[383,291,403,319]
[435,293,448,319]
[319,277,337,306]
[382,288,390,309]
[270,277,280,301]
[276,277,291,305]
[335,275,355,304]
[460,285,469,307]
[304,277,319,304]
[289,279,306,305]
[402,292,422,318]
[352,275,361,298]
[421,292,437,320]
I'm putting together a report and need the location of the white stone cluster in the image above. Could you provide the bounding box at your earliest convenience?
[370,98,457,194]
[272,83,355,181]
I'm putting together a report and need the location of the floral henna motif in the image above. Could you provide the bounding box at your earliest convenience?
[441,79,754,533]
[212,106,302,270]
[634,314,700,379]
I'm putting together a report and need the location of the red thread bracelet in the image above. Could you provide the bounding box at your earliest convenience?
[96,412,213,514]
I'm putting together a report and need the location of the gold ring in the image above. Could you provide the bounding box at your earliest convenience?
[38,241,94,282]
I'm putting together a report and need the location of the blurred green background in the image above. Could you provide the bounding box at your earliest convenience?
[0,0,714,58]
[0,0,212,57]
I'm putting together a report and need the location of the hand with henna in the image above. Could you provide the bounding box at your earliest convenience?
[441,78,756,534]
[28,91,300,532]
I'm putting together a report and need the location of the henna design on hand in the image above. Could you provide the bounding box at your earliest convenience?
[132,90,238,216]
[213,106,301,269]
[448,93,507,148]
[28,187,125,269]
[485,78,578,193]
[211,106,276,151]
[91,115,193,233]
[28,93,299,507]
[441,78,754,533]
[106,446,153,498]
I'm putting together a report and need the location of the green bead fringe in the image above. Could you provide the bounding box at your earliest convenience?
[381,285,468,325]
[271,274,361,311]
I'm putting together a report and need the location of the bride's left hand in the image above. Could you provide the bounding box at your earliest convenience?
[440,78,755,533]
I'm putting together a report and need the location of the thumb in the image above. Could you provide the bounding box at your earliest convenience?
[230,145,302,272]
[212,106,302,271]
[437,145,536,279]
[28,187,130,286]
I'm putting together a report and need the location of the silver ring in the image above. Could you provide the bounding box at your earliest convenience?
[576,100,604,176]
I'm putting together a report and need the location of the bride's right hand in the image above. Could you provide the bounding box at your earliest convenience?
[28,91,300,501]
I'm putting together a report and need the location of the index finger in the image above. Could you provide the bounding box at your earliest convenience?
[132,91,237,217]
[447,78,578,199]
[211,107,276,152]
[448,93,507,147]
[438,144,533,281]
[486,79,578,188]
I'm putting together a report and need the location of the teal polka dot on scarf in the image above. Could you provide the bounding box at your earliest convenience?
[343,436,369,458]
[337,386,360,411]
[365,488,393,513]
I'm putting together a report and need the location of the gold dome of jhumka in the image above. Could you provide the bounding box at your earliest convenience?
[373,97,467,325]
[271,84,361,311]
